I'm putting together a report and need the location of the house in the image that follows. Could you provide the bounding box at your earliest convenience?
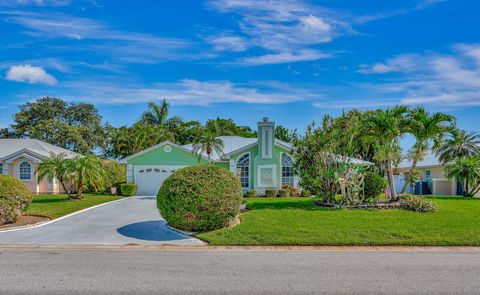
[0,139,77,194]
[396,151,462,196]
[120,118,299,196]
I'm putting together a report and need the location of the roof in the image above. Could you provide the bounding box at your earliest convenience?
[0,139,78,161]
[182,136,292,161]
[397,151,441,169]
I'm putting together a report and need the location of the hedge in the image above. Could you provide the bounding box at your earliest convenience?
[0,174,32,225]
[157,164,242,232]
[120,184,137,196]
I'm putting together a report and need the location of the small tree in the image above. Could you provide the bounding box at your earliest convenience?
[37,152,73,197]
[445,156,480,197]
[66,156,105,199]
[192,132,224,163]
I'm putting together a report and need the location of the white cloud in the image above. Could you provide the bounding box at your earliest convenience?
[0,0,70,6]
[238,49,332,66]
[357,54,422,74]
[206,34,249,52]
[6,64,57,85]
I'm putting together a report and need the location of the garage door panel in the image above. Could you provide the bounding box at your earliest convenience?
[134,165,186,196]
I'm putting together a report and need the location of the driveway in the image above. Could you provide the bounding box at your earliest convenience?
[0,196,203,245]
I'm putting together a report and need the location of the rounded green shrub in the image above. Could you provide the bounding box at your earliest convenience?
[0,174,32,225]
[265,189,277,198]
[301,189,312,197]
[157,164,242,232]
[401,195,438,213]
[120,184,137,196]
[364,172,386,198]
[278,188,290,197]
[245,190,256,198]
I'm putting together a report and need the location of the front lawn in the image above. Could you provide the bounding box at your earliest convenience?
[196,196,480,246]
[26,194,123,219]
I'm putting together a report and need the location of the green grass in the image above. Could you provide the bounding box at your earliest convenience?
[196,196,480,246]
[26,194,123,219]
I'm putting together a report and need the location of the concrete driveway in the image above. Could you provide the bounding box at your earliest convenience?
[0,196,203,246]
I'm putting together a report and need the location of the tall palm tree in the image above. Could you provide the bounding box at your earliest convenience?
[140,99,182,131]
[435,130,480,164]
[192,132,224,163]
[400,108,455,193]
[366,106,409,200]
[37,152,72,197]
[445,156,480,197]
[66,156,105,199]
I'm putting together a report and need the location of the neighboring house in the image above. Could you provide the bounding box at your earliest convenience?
[0,139,77,194]
[120,118,298,196]
[396,152,462,196]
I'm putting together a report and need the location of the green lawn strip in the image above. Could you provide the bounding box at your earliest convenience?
[196,196,480,246]
[26,194,123,219]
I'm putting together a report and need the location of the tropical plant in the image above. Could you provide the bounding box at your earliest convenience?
[445,156,480,197]
[401,195,438,213]
[192,131,224,162]
[400,108,455,193]
[0,174,32,225]
[139,99,183,131]
[366,106,409,200]
[120,184,137,196]
[364,172,386,199]
[435,129,480,165]
[204,118,256,138]
[66,156,105,199]
[37,152,72,196]
[275,125,298,142]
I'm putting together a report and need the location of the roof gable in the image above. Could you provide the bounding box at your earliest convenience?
[0,139,78,161]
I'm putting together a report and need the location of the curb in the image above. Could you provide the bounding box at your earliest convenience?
[0,197,129,233]
[165,225,206,245]
[0,245,480,252]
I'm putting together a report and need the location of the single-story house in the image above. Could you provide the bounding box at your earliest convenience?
[396,151,466,196]
[0,139,77,194]
[120,118,297,196]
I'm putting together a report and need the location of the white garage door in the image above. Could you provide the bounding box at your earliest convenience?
[134,165,186,196]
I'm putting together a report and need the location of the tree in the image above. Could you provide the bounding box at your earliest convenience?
[445,156,480,197]
[174,120,203,145]
[204,118,256,138]
[192,132,224,162]
[2,97,105,154]
[66,156,105,199]
[139,99,183,131]
[275,125,298,142]
[37,153,73,197]
[435,130,480,165]
[400,108,455,193]
[366,106,409,200]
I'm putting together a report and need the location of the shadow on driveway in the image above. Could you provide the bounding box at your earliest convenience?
[117,220,187,241]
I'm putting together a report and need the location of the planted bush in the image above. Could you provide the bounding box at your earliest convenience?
[157,164,242,232]
[245,190,256,198]
[401,195,438,213]
[364,172,386,199]
[265,189,277,198]
[278,188,290,197]
[301,189,312,197]
[120,184,137,196]
[282,185,301,197]
[0,174,32,225]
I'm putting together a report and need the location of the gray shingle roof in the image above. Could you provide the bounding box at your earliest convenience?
[0,139,78,160]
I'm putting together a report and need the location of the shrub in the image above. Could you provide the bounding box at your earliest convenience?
[97,160,126,193]
[265,189,277,198]
[245,190,256,198]
[401,195,438,213]
[278,188,290,197]
[157,164,242,232]
[120,184,137,196]
[301,189,312,197]
[0,174,32,225]
[282,185,301,197]
[364,172,386,199]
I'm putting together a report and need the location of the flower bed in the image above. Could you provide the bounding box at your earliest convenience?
[313,200,401,209]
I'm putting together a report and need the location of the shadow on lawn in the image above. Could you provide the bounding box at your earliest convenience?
[246,198,334,211]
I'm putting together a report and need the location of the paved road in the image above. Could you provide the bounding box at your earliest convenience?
[1,249,479,294]
[0,196,202,245]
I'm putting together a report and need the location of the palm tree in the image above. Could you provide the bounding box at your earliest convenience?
[400,108,455,193]
[366,106,409,200]
[37,152,72,197]
[140,99,182,131]
[435,130,480,164]
[192,132,224,163]
[445,156,480,197]
[66,156,105,199]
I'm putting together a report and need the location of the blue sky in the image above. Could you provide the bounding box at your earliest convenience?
[1,0,480,148]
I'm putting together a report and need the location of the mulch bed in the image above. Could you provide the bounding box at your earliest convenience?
[0,215,50,231]
[314,200,402,210]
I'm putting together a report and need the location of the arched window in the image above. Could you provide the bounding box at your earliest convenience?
[281,154,294,186]
[19,161,32,180]
[236,154,250,189]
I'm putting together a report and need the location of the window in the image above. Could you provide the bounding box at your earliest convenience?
[281,154,294,186]
[236,154,250,189]
[19,162,32,180]
[0,164,3,174]
[426,170,431,183]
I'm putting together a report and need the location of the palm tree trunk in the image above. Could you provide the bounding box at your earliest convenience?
[465,178,470,197]
[387,160,397,200]
[400,158,418,194]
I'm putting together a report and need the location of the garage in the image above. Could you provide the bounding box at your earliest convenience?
[134,165,186,196]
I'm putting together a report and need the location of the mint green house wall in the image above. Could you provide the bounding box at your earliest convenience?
[126,145,205,166]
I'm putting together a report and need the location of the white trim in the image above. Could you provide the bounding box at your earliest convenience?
[257,164,277,188]
[224,140,291,157]
[235,152,251,190]
[3,149,44,164]
[18,161,33,181]
[118,140,209,163]
[280,152,295,187]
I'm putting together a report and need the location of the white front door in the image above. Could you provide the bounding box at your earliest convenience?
[134,165,186,196]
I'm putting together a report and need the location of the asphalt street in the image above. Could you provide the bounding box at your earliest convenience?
[1,248,479,294]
